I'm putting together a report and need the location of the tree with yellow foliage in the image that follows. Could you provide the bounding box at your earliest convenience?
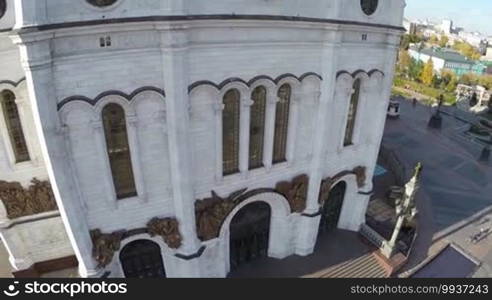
[420,59,434,86]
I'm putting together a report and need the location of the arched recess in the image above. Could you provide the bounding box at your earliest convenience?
[297,74,322,162]
[119,239,166,278]
[324,173,364,232]
[130,91,172,203]
[318,181,347,236]
[189,85,221,186]
[59,87,167,208]
[218,192,292,274]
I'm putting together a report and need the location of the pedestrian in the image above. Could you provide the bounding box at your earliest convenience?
[412,98,417,107]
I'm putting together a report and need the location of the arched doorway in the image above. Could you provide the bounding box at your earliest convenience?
[119,239,166,278]
[229,202,271,271]
[319,181,347,235]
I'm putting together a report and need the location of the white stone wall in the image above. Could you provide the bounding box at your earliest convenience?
[0,212,73,271]
[3,0,405,277]
[12,0,405,29]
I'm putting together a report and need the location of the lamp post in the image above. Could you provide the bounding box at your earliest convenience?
[382,163,422,258]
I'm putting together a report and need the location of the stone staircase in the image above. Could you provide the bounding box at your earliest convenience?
[304,252,388,278]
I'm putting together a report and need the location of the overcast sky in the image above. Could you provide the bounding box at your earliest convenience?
[405,0,492,35]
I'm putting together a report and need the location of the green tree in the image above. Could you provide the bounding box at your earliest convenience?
[429,35,439,45]
[408,59,424,81]
[453,41,481,60]
[397,50,412,75]
[441,70,458,92]
[439,35,449,48]
[421,59,434,86]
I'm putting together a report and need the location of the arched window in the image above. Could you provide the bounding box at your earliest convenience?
[0,90,30,163]
[222,89,240,176]
[249,86,267,170]
[344,79,361,146]
[273,84,291,164]
[102,103,137,199]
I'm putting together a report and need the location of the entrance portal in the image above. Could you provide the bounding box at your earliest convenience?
[319,181,346,235]
[229,202,271,271]
[119,239,166,278]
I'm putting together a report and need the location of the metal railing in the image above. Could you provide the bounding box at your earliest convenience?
[360,223,386,249]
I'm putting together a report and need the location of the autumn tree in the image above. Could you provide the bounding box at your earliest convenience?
[420,59,434,86]
[453,41,481,60]
[439,35,449,48]
[397,50,412,75]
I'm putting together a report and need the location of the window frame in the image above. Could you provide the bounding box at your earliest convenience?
[0,89,32,167]
[222,88,241,176]
[101,102,138,200]
[272,83,292,165]
[248,86,267,170]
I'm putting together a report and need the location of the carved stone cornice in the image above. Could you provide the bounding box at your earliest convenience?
[90,229,125,268]
[147,217,182,249]
[0,179,58,219]
[319,166,367,204]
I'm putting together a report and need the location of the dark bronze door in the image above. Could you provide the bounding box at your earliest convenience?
[319,182,346,235]
[120,240,166,278]
[229,202,271,271]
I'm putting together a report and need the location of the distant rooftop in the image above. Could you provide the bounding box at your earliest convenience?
[410,46,473,64]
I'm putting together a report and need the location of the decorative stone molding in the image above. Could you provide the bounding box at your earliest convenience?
[195,174,309,241]
[86,0,118,7]
[0,179,58,219]
[90,229,125,268]
[318,167,367,204]
[275,174,309,213]
[147,217,182,249]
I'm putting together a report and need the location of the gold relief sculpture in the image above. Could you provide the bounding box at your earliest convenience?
[195,174,310,241]
[0,179,58,219]
[90,229,125,268]
[195,189,248,241]
[275,174,309,213]
[147,217,182,249]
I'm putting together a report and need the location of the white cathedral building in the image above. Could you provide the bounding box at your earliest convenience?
[0,0,405,278]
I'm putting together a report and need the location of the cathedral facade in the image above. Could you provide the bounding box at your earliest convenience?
[0,0,405,277]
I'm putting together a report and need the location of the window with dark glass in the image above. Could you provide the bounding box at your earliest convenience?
[344,79,361,146]
[361,0,379,16]
[1,90,30,163]
[102,103,137,199]
[249,86,267,170]
[222,89,240,176]
[273,84,291,164]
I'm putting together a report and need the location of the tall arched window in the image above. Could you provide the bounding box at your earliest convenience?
[102,103,137,199]
[273,84,291,164]
[222,89,240,176]
[249,86,267,170]
[344,79,361,146]
[0,90,30,163]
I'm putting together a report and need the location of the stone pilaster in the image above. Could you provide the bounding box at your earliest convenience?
[11,33,99,277]
[158,26,201,277]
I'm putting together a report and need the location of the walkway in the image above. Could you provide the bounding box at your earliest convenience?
[228,230,385,278]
